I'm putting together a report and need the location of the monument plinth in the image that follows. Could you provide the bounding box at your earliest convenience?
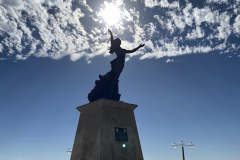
[70,99,144,160]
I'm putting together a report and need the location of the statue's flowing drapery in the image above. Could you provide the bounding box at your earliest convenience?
[88,51,125,102]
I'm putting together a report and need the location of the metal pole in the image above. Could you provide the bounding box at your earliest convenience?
[182,146,185,160]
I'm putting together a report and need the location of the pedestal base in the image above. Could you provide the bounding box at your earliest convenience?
[70,99,143,160]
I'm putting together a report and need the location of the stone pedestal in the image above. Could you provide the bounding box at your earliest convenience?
[70,99,144,160]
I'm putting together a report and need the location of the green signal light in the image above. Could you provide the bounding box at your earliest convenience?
[122,144,126,148]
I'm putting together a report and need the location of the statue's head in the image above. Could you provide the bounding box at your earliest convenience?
[109,38,121,54]
[113,38,121,46]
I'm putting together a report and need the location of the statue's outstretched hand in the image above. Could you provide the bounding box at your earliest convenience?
[139,43,145,48]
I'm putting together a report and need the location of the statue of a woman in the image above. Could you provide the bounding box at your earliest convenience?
[88,29,145,102]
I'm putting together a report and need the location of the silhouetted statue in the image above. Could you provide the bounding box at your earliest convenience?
[88,29,145,102]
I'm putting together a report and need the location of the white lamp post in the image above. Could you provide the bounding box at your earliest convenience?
[172,141,194,160]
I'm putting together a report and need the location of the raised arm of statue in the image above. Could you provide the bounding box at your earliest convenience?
[125,43,145,53]
[108,29,113,44]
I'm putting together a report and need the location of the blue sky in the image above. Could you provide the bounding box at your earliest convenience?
[0,0,240,160]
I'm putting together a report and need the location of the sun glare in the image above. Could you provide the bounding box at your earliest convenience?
[100,3,121,26]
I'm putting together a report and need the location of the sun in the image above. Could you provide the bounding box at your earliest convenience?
[100,3,121,26]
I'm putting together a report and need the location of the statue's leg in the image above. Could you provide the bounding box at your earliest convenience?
[108,76,118,99]
[108,64,123,100]
[108,66,123,99]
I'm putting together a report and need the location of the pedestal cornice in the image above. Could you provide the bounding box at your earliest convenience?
[77,99,138,113]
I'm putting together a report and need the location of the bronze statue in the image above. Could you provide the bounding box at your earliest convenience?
[88,29,145,102]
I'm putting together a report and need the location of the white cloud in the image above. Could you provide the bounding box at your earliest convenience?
[214,41,227,50]
[166,19,175,34]
[70,52,85,61]
[0,0,23,8]
[78,0,93,12]
[0,0,239,62]
[206,0,228,4]
[216,12,231,39]
[183,3,193,26]
[86,42,109,59]
[193,7,217,25]
[144,0,179,8]
[0,0,91,60]
[165,59,177,63]
[125,57,130,62]
[154,15,164,26]
[115,0,124,6]
[144,0,159,8]
[186,26,205,39]
[129,8,140,19]
[160,0,170,7]
[233,15,240,35]
[0,43,3,53]
[139,42,213,60]
[192,45,212,53]
[145,22,158,37]
[123,9,133,22]
[154,15,176,34]
[169,12,186,31]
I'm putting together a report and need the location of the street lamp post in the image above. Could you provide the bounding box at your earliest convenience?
[172,141,194,160]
